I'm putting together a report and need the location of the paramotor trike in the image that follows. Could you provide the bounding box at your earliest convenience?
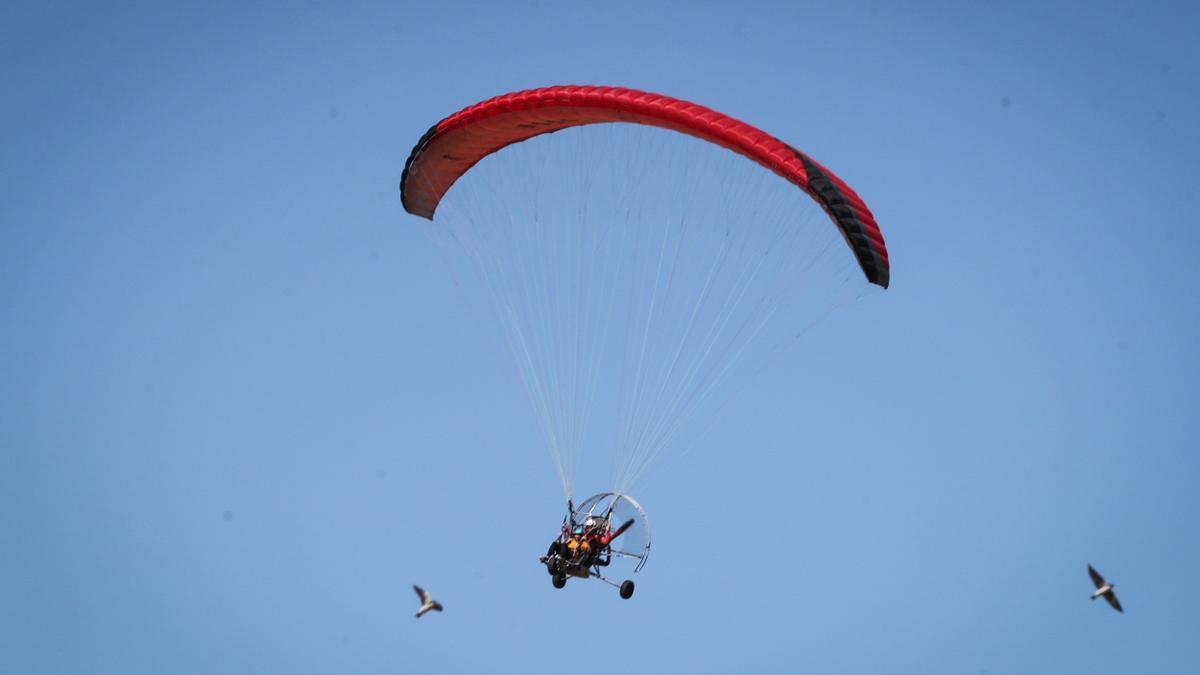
[540,492,650,599]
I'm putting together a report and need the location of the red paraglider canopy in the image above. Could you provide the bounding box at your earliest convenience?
[400,85,889,288]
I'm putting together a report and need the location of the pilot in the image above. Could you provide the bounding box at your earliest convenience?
[582,518,604,544]
[565,525,587,560]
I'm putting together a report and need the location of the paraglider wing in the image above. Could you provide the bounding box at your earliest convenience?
[400,85,889,288]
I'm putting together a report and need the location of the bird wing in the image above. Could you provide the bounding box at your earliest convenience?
[1105,591,1123,613]
[414,585,430,604]
[431,601,443,612]
[1088,565,1105,588]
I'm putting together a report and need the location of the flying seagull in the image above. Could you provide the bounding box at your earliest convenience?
[1088,565,1123,613]
[413,585,443,618]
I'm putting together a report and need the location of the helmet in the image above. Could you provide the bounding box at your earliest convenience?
[584,518,595,528]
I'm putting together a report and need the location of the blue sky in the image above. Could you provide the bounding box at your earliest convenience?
[2,1,1198,673]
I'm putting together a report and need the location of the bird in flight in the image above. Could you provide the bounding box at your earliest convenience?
[1088,564,1122,613]
[413,585,443,618]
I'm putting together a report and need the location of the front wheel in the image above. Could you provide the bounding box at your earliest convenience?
[552,574,566,589]
[619,580,634,599]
